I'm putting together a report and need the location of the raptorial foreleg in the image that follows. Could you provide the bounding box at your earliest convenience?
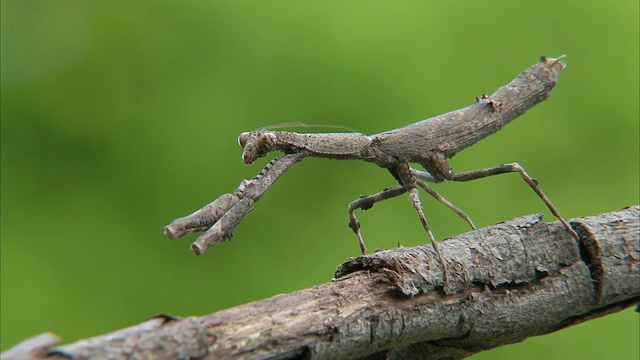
[165,152,308,255]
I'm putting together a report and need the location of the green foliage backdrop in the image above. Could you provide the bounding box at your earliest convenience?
[2,1,638,358]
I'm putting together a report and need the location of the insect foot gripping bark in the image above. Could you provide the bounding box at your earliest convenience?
[165,55,578,291]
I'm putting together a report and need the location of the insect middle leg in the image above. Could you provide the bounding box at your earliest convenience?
[412,168,477,230]
[347,177,476,255]
[349,168,477,255]
[391,163,450,286]
[429,153,579,240]
[348,185,407,255]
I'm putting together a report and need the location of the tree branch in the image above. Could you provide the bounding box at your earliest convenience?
[3,206,639,360]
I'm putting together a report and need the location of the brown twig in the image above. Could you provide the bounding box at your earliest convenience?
[3,206,639,360]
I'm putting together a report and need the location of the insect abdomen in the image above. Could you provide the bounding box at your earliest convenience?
[277,132,372,158]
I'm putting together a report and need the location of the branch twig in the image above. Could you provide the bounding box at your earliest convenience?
[4,206,638,360]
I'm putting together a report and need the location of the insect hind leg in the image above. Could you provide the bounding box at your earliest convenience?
[429,153,578,240]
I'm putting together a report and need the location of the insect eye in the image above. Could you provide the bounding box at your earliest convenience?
[238,132,250,148]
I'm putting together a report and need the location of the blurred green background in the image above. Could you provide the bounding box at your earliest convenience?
[2,1,638,358]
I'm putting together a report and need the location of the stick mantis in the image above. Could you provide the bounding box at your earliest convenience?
[165,56,578,285]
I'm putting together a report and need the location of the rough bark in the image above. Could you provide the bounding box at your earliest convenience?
[3,206,639,360]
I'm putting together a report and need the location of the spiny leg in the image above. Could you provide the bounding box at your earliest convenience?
[415,178,477,230]
[348,186,407,254]
[430,153,579,240]
[165,152,308,255]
